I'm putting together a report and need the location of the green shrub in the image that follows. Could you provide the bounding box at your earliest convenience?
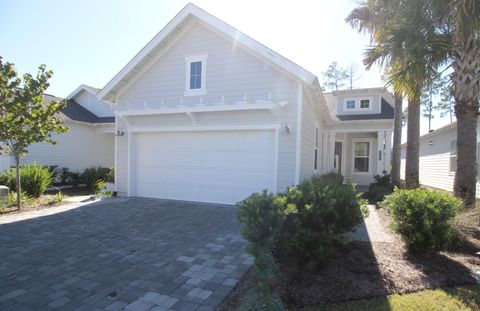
[237,190,284,250]
[0,169,15,189]
[83,166,110,192]
[275,174,367,267]
[47,192,64,205]
[1,192,35,209]
[237,191,286,311]
[381,188,461,253]
[66,171,83,188]
[93,179,106,194]
[106,167,114,183]
[21,163,53,198]
[2,164,53,198]
[368,172,393,203]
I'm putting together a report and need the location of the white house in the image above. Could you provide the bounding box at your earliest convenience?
[2,3,395,204]
[0,85,115,173]
[400,121,480,197]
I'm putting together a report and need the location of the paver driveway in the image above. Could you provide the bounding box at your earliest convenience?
[0,198,252,311]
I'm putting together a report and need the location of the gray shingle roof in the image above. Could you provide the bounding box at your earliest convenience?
[44,94,114,124]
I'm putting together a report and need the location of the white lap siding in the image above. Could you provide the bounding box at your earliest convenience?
[21,122,114,172]
[400,124,480,197]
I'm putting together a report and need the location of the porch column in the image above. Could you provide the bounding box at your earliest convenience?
[328,132,336,172]
[321,132,328,173]
[377,130,385,174]
[384,130,393,173]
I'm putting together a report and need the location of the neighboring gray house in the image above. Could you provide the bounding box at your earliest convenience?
[400,120,480,197]
[0,85,115,172]
[1,3,395,204]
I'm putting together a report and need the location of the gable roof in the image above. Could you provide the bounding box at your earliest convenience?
[66,84,101,100]
[97,2,317,102]
[44,94,114,124]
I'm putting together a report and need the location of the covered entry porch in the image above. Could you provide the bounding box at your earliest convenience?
[322,129,393,185]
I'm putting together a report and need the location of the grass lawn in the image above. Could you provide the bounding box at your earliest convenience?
[312,285,480,311]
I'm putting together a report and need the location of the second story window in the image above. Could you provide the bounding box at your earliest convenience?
[190,61,202,89]
[346,100,355,110]
[343,98,373,111]
[185,54,208,96]
[360,99,370,109]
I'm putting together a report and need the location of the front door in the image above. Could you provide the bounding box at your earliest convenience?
[334,141,343,174]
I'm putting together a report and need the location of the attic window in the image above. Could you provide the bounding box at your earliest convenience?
[360,99,370,109]
[346,100,355,109]
[185,53,208,96]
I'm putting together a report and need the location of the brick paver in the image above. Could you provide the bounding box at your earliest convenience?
[0,198,251,310]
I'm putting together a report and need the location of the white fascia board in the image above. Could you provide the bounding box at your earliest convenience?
[97,3,317,102]
[66,84,98,100]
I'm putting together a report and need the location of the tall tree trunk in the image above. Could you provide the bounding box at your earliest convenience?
[405,97,420,189]
[454,111,477,208]
[15,154,21,210]
[452,36,480,208]
[391,93,403,186]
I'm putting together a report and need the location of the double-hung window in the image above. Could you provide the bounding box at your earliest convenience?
[314,127,319,171]
[450,140,457,173]
[185,54,208,96]
[353,141,371,173]
[344,98,372,111]
[345,100,356,110]
[360,99,370,109]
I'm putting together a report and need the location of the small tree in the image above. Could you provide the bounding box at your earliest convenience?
[321,62,349,91]
[420,76,448,131]
[435,82,455,123]
[0,57,68,209]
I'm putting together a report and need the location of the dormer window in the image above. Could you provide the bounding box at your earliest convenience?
[343,98,373,111]
[185,53,208,96]
[346,100,356,110]
[360,99,370,109]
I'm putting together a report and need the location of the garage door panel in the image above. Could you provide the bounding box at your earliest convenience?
[133,130,276,204]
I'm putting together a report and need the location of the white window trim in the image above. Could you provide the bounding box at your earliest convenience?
[334,139,345,175]
[449,139,457,175]
[314,126,320,172]
[343,97,374,112]
[351,138,373,175]
[184,53,208,97]
[344,99,356,110]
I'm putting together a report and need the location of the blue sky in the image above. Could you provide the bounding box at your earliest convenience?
[1,0,452,136]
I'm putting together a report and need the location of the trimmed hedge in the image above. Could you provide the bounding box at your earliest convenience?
[381,188,461,253]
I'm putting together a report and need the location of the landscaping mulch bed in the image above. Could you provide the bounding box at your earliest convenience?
[219,208,480,310]
[0,186,94,215]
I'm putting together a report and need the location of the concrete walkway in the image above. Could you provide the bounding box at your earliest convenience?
[346,205,394,243]
[0,198,251,311]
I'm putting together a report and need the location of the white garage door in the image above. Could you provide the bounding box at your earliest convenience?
[133,130,276,204]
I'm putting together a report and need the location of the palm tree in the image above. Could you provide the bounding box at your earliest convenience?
[447,0,480,208]
[347,0,446,189]
[346,2,403,186]
[391,93,403,186]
